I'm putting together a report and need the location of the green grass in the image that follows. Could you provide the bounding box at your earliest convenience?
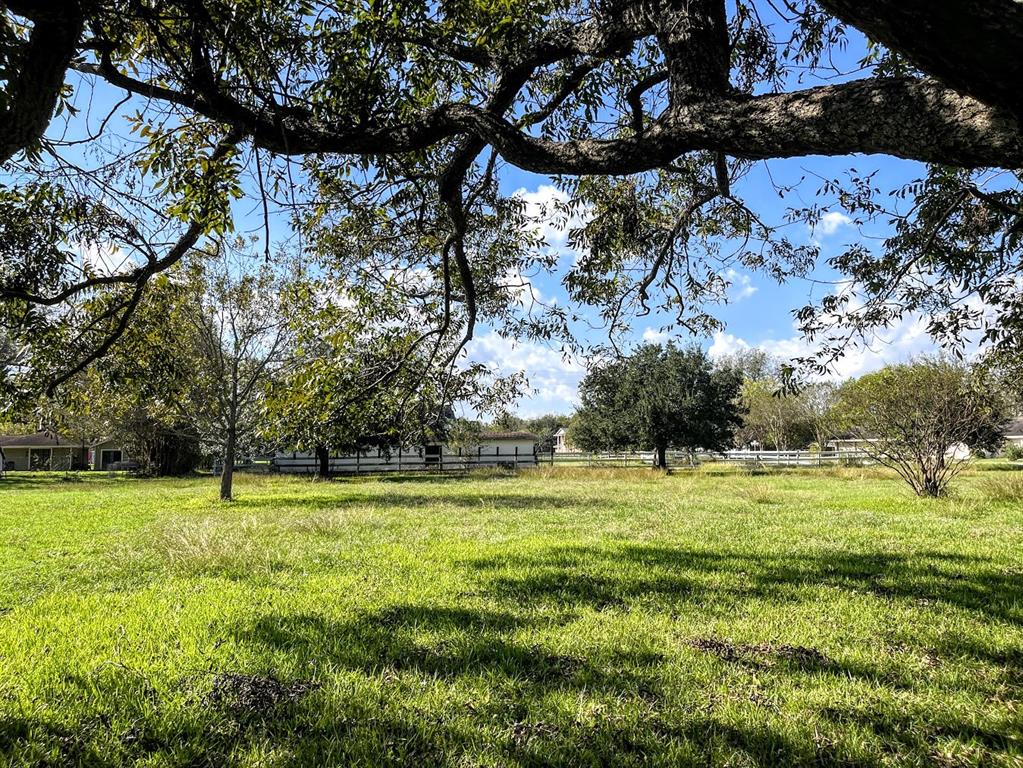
[1,464,1021,767]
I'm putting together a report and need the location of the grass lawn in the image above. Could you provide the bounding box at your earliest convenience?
[1,464,1022,767]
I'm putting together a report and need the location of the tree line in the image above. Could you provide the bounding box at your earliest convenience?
[560,343,1021,496]
[2,244,522,500]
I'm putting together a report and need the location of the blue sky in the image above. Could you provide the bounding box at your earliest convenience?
[468,153,944,417]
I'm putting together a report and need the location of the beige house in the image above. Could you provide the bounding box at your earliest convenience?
[0,433,131,471]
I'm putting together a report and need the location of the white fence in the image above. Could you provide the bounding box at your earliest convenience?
[273,446,538,475]
[548,449,871,467]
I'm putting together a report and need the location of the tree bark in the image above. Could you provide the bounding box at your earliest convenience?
[315,445,330,479]
[0,2,84,163]
[654,444,667,469]
[819,0,1023,122]
[220,429,235,501]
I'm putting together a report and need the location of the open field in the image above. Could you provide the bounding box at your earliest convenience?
[1,464,1022,767]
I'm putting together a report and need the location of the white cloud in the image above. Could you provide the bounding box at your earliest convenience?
[642,327,668,343]
[79,241,132,275]
[723,268,758,301]
[708,312,941,382]
[512,184,591,264]
[807,210,853,245]
[467,331,584,415]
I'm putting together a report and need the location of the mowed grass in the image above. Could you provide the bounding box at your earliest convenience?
[1,465,1022,767]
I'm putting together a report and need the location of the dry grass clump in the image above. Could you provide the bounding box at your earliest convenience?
[980,472,1023,504]
[149,514,286,575]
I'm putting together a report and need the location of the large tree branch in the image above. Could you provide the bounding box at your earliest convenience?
[0,1,85,163]
[820,0,1023,122]
[483,77,1023,173]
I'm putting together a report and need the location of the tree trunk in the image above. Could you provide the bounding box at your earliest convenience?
[316,444,330,479]
[220,430,235,501]
[654,444,667,469]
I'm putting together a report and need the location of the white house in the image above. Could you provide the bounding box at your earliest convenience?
[272,431,539,474]
[552,427,573,453]
[1003,417,1023,451]
[0,432,133,471]
[829,435,975,460]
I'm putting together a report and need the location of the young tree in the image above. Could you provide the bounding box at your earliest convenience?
[182,251,293,500]
[53,275,203,475]
[263,285,524,477]
[573,344,742,468]
[839,359,1010,496]
[734,378,810,451]
[799,381,842,451]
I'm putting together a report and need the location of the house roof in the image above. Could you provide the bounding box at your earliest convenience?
[1004,416,1023,437]
[481,431,540,441]
[0,432,84,448]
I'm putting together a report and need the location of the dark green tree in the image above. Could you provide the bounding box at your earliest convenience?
[573,344,742,468]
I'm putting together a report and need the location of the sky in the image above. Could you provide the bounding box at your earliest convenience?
[33,9,970,421]
[464,153,942,417]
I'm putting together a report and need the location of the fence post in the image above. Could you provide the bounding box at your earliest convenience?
[356,450,360,474]
[398,446,402,472]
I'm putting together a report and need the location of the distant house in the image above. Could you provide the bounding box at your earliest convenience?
[0,432,132,471]
[552,427,573,453]
[1003,416,1023,450]
[828,434,974,460]
[273,431,540,474]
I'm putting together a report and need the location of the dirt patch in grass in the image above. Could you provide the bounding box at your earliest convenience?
[687,637,834,670]
[509,721,559,749]
[204,673,320,722]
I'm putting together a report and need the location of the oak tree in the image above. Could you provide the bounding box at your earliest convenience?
[0,0,1021,399]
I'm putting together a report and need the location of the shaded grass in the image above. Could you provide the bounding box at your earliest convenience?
[0,464,1021,766]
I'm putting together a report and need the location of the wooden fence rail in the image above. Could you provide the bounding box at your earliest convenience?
[270,446,538,476]
[549,449,871,467]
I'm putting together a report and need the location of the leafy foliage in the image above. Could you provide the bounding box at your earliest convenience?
[572,344,742,466]
[837,358,1011,496]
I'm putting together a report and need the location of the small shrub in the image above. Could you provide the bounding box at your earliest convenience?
[741,481,778,505]
[1004,441,1023,461]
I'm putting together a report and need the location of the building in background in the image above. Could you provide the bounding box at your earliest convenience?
[0,433,133,471]
[273,431,539,474]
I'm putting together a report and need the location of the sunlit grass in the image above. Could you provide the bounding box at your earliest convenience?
[0,464,1021,766]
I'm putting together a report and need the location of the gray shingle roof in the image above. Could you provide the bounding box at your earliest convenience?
[0,432,82,448]
[1004,417,1023,437]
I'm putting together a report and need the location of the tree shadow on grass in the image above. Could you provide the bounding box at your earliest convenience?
[461,544,1023,626]
[233,605,662,690]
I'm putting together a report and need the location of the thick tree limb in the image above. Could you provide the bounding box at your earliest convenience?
[0,1,84,162]
[820,0,1023,122]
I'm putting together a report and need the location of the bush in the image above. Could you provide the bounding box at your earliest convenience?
[1004,441,1023,461]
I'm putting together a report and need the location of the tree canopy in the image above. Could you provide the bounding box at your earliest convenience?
[1,0,1021,403]
[837,358,1010,496]
[572,343,742,467]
